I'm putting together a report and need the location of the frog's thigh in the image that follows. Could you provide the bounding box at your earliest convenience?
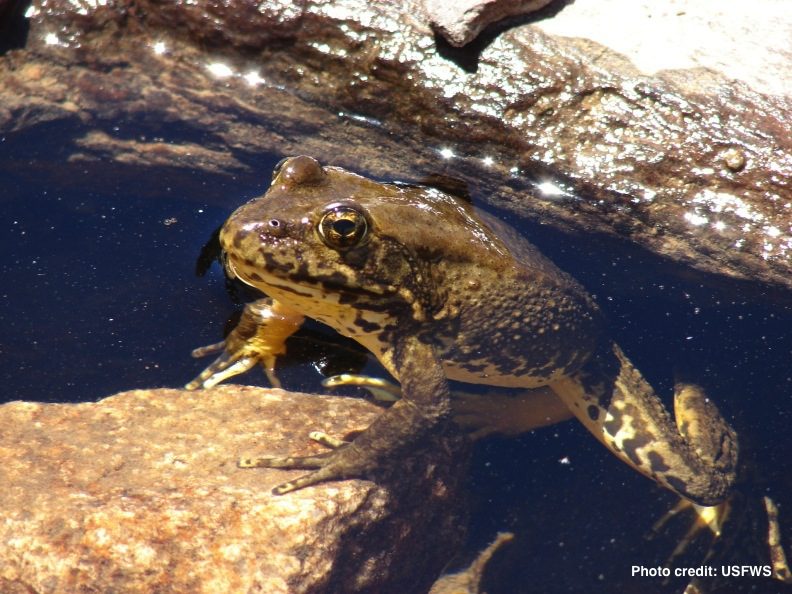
[452,386,573,439]
[550,343,737,506]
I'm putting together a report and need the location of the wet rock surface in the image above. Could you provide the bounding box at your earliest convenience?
[0,386,469,594]
[1,0,790,295]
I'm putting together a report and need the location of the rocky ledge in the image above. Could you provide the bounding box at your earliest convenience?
[1,0,790,295]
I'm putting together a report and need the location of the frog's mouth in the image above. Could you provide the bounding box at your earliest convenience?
[223,248,389,298]
[224,252,409,337]
[223,249,422,332]
[220,251,239,283]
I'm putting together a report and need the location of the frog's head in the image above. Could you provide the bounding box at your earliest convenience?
[219,155,458,328]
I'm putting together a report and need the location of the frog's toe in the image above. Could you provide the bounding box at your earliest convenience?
[190,340,226,358]
[308,430,349,449]
[271,464,356,495]
[322,374,401,402]
[240,446,372,495]
[241,437,387,495]
[239,451,335,470]
[185,346,260,390]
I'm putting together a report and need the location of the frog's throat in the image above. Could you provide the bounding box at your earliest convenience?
[229,258,427,322]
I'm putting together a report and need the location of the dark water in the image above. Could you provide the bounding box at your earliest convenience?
[2,128,790,593]
[1,164,247,401]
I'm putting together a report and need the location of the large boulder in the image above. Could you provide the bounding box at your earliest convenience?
[0,386,469,593]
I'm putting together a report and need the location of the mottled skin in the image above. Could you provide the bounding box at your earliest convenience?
[190,156,737,505]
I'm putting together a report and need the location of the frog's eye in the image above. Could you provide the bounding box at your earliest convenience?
[271,157,289,181]
[318,204,369,249]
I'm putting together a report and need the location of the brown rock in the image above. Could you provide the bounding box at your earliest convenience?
[422,0,555,47]
[0,386,469,593]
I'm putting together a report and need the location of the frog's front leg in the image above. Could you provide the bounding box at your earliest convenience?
[239,334,453,495]
[551,342,738,506]
[186,298,305,390]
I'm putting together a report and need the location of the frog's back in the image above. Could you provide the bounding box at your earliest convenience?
[426,205,604,389]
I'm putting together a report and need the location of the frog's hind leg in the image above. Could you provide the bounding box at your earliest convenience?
[451,386,573,440]
[549,342,738,506]
[324,375,574,439]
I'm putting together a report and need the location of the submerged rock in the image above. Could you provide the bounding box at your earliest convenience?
[0,386,469,593]
[429,532,514,594]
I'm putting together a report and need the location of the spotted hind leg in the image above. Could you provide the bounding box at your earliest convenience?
[550,342,738,506]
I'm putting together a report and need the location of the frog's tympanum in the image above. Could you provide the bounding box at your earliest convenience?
[188,155,739,506]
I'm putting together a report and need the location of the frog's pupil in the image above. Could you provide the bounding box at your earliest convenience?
[318,204,367,249]
[333,219,357,236]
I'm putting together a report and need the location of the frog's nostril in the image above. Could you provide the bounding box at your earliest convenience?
[263,218,287,237]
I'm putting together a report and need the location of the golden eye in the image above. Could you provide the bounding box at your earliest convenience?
[318,204,369,249]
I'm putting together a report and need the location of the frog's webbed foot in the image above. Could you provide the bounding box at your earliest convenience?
[649,494,792,591]
[647,497,730,567]
[240,432,358,495]
[185,298,305,390]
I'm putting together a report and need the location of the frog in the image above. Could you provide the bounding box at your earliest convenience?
[187,155,739,506]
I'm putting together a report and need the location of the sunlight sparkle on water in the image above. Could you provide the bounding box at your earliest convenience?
[537,181,564,198]
[244,71,266,87]
[206,62,234,79]
[684,212,708,226]
[766,226,781,238]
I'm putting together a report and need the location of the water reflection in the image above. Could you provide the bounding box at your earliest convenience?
[684,188,792,261]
